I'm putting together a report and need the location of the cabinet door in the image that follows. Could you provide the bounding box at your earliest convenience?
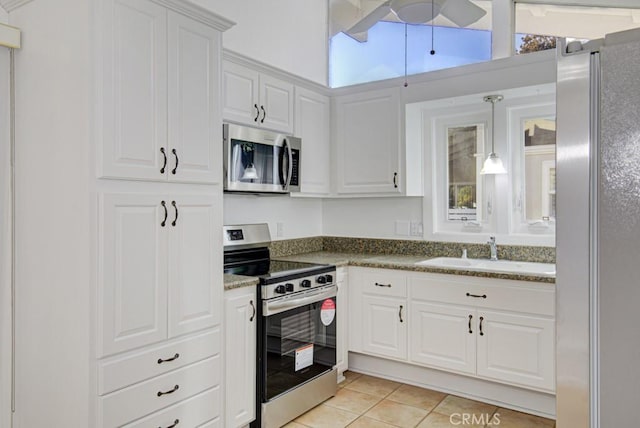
[222,61,259,126]
[168,193,222,337]
[476,310,555,391]
[100,193,168,356]
[335,88,402,194]
[224,287,257,427]
[361,295,407,360]
[168,12,222,184]
[259,73,294,133]
[100,0,168,181]
[335,268,349,379]
[294,87,330,195]
[409,302,476,375]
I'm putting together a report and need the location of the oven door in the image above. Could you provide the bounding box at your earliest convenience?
[261,285,337,402]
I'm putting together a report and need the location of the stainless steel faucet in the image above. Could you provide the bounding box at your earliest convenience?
[487,236,498,261]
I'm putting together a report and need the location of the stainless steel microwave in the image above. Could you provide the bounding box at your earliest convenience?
[223,123,301,194]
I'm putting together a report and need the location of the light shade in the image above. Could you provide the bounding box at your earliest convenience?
[241,164,259,180]
[480,153,507,175]
[391,0,441,24]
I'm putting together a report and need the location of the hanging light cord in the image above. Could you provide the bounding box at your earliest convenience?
[490,98,496,154]
[430,0,435,55]
[404,23,408,87]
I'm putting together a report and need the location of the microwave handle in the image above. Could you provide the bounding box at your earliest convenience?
[280,139,292,190]
[286,139,294,190]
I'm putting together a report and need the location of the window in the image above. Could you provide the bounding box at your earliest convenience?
[330,21,491,88]
[447,126,481,221]
[508,88,556,237]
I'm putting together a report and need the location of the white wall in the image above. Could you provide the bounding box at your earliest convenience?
[11,0,91,426]
[191,0,329,85]
[224,194,323,239]
[323,197,423,239]
[0,8,12,428]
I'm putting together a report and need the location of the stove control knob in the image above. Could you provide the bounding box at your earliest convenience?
[300,279,312,288]
[285,283,294,292]
[316,275,327,284]
[324,274,334,283]
[275,285,286,294]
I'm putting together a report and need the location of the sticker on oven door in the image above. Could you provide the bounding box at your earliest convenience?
[295,344,314,371]
[320,299,336,326]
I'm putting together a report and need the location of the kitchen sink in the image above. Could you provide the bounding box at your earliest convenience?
[415,257,556,278]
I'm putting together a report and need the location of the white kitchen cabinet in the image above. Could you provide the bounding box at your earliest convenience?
[476,309,555,391]
[224,286,257,428]
[294,86,331,195]
[335,267,348,381]
[100,0,222,184]
[409,301,476,375]
[222,61,294,133]
[350,268,408,361]
[334,87,403,195]
[101,191,221,356]
[10,1,231,426]
[349,267,555,393]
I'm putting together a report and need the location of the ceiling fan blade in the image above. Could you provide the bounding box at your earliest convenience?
[346,1,392,34]
[440,0,486,27]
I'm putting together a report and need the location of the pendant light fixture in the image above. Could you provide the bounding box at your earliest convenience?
[480,94,507,175]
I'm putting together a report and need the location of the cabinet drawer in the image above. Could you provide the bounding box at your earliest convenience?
[100,355,221,428]
[410,274,554,316]
[360,269,407,298]
[122,386,220,428]
[99,329,220,395]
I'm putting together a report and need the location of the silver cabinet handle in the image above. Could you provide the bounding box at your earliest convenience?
[399,305,404,323]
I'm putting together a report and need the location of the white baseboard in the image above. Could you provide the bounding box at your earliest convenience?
[348,352,556,419]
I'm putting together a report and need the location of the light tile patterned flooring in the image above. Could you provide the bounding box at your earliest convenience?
[285,371,556,428]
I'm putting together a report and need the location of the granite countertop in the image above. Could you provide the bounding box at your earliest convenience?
[224,274,259,291]
[274,251,555,284]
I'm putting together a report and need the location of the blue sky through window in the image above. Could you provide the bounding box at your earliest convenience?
[330,21,492,88]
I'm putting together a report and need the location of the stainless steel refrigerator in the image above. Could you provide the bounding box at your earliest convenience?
[556,28,640,428]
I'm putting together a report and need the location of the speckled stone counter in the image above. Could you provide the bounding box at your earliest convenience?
[224,274,259,291]
[274,251,555,284]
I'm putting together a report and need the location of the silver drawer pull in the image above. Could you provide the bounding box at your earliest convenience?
[157,353,179,364]
[375,282,392,288]
[157,385,179,397]
[159,419,179,428]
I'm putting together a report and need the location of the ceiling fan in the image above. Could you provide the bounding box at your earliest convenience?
[346,0,487,36]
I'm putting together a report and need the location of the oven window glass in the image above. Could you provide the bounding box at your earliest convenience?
[230,139,284,185]
[263,297,337,401]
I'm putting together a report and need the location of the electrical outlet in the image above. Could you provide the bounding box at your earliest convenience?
[410,221,423,236]
[276,222,284,238]
[395,220,410,236]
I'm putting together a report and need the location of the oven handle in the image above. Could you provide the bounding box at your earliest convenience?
[263,286,337,317]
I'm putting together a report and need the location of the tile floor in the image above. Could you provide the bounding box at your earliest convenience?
[285,371,556,428]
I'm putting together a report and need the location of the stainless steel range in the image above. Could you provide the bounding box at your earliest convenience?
[223,224,338,428]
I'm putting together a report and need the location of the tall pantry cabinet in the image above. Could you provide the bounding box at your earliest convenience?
[10,0,233,427]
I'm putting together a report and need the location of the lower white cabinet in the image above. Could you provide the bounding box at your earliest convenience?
[350,267,556,393]
[224,286,257,428]
[361,295,407,360]
[335,268,349,380]
[476,309,555,391]
[409,301,476,375]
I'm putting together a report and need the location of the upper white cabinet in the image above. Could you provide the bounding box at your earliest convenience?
[100,191,222,356]
[222,61,294,133]
[294,86,331,195]
[333,87,403,195]
[99,0,222,184]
